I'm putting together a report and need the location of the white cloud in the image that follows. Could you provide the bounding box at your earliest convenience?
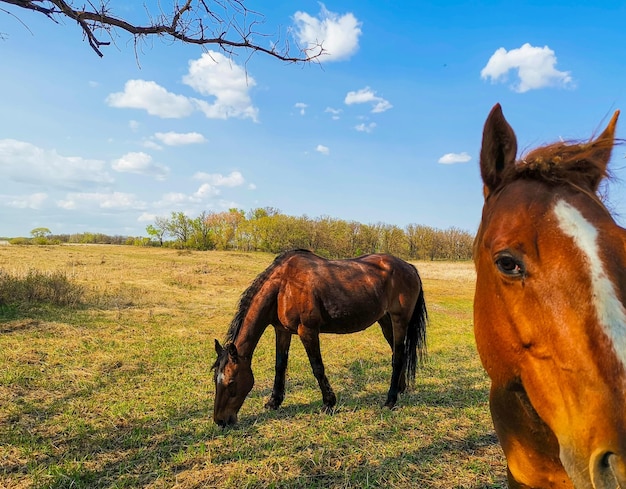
[183,52,258,121]
[372,100,393,113]
[193,171,245,187]
[137,212,157,222]
[106,80,195,118]
[295,102,308,115]
[0,139,113,188]
[4,193,48,209]
[345,87,393,113]
[107,52,258,121]
[316,144,330,155]
[194,183,221,199]
[355,122,377,133]
[293,4,362,62]
[325,107,342,119]
[189,172,247,201]
[57,192,146,211]
[142,140,163,151]
[159,193,189,206]
[481,43,573,93]
[111,152,169,180]
[129,120,140,131]
[154,132,206,146]
[438,152,472,164]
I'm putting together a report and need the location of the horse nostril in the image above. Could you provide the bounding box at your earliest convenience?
[590,450,626,488]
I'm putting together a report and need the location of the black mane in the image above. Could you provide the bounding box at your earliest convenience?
[224,249,312,343]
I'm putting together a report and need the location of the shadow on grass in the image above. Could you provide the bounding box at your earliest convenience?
[1,339,500,488]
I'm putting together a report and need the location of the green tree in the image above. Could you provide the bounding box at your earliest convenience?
[192,211,214,250]
[205,209,246,251]
[28,227,52,245]
[146,224,166,247]
[30,227,51,239]
[406,224,435,260]
[165,212,193,248]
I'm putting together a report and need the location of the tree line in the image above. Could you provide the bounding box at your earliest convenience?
[145,208,475,261]
[8,209,475,261]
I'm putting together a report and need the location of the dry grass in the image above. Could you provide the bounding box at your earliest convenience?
[0,245,505,488]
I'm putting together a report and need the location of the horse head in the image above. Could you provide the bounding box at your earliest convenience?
[212,339,254,427]
[474,104,626,488]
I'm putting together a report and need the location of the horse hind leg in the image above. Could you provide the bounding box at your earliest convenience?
[265,327,292,410]
[297,324,337,413]
[384,313,410,409]
[379,314,407,395]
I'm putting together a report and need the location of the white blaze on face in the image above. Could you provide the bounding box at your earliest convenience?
[216,371,225,385]
[554,199,626,370]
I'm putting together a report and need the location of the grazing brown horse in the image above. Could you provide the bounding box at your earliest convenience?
[474,104,626,488]
[212,249,427,427]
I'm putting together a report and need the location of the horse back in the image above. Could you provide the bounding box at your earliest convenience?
[275,252,420,333]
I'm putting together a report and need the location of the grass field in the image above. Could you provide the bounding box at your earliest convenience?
[0,245,506,488]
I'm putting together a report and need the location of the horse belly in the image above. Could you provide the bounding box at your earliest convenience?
[318,307,384,334]
[278,283,387,334]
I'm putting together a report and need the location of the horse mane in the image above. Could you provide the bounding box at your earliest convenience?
[488,137,621,211]
[514,138,613,186]
[224,249,312,343]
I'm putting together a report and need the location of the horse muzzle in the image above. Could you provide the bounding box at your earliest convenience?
[590,450,626,489]
[214,413,238,428]
[561,446,626,489]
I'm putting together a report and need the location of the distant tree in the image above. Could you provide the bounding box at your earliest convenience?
[165,212,194,248]
[439,227,474,260]
[205,209,245,251]
[146,208,475,260]
[406,224,435,260]
[248,207,281,220]
[192,211,214,250]
[3,1,324,61]
[145,224,166,247]
[30,227,51,239]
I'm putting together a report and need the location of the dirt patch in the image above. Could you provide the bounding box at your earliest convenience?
[0,319,42,334]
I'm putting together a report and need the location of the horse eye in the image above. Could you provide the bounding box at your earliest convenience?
[495,253,525,277]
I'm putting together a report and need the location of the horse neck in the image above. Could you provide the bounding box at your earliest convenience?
[231,287,277,359]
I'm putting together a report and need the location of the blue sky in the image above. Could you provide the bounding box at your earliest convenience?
[2,1,626,238]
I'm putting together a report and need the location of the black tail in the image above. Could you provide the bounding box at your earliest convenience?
[405,284,428,386]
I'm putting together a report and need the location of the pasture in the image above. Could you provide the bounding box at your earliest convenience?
[0,245,506,488]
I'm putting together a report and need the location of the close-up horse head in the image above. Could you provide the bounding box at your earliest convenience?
[474,104,626,488]
[212,339,255,427]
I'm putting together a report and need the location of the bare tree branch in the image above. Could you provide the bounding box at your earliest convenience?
[1,0,324,62]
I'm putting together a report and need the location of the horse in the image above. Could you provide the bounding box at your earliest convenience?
[474,104,626,488]
[212,249,427,427]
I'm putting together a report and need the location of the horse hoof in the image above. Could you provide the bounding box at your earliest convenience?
[383,401,397,410]
[321,404,335,414]
[264,399,281,410]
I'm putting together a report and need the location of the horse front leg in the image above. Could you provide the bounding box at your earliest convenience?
[265,327,292,410]
[298,324,336,412]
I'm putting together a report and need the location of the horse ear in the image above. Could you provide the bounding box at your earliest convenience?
[215,339,224,355]
[227,343,239,363]
[480,103,518,198]
[586,110,620,190]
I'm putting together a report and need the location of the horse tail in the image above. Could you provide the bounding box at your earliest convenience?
[405,277,428,386]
